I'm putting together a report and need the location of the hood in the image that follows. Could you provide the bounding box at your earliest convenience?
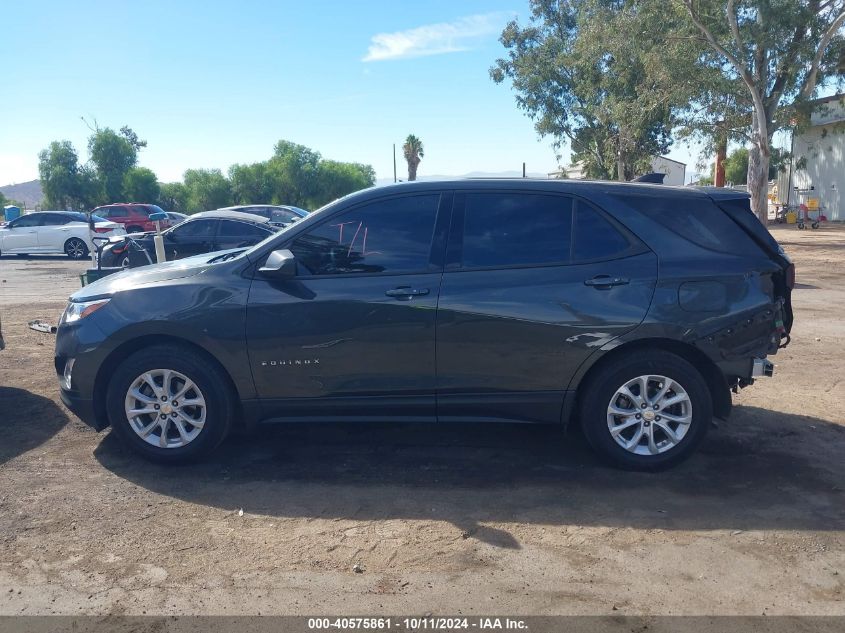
[70,250,243,301]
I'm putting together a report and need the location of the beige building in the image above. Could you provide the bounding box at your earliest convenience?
[549,156,687,186]
[778,94,844,221]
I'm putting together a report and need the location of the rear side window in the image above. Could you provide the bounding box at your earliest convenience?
[573,202,632,261]
[291,194,439,275]
[619,193,760,254]
[218,220,270,239]
[460,193,572,268]
[173,219,216,238]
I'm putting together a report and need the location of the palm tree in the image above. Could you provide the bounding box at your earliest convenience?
[403,135,424,181]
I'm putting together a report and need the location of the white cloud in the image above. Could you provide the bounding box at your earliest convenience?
[362,12,510,62]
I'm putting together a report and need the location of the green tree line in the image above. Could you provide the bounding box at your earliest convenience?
[492,0,845,221]
[38,130,376,213]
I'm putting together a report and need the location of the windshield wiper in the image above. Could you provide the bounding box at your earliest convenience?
[207,250,245,263]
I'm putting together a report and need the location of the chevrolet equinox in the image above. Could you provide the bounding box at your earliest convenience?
[55,180,794,469]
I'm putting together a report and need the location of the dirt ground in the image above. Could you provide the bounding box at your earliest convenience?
[0,226,843,616]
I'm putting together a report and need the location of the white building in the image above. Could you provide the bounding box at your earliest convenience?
[779,94,844,221]
[549,156,687,186]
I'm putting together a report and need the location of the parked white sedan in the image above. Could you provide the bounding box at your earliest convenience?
[0,211,126,259]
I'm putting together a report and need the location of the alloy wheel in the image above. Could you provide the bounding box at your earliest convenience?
[124,369,207,449]
[606,374,692,456]
[66,239,87,259]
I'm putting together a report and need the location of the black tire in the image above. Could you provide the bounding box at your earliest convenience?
[64,238,89,260]
[812,222,819,229]
[798,222,805,229]
[578,350,712,470]
[106,344,234,463]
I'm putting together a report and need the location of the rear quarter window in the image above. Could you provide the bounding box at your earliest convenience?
[617,193,760,254]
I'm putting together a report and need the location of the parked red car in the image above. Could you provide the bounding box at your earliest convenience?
[90,204,172,234]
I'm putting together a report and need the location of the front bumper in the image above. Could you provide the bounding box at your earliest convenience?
[60,387,108,431]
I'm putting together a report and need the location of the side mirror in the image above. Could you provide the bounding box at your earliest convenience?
[259,248,297,279]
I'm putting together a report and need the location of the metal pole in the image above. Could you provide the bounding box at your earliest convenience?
[393,144,397,183]
[786,126,795,206]
[523,162,526,178]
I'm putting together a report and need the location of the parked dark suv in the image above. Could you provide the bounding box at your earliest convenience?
[55,180,793,469]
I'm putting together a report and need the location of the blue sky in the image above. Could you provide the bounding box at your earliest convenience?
[1,0,704,186]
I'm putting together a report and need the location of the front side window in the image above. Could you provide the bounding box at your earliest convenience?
[290,194,439,275]
[11,215,40,228]
[460,193,573,268]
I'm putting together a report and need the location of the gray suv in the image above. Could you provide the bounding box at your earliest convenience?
[55,180,793,469]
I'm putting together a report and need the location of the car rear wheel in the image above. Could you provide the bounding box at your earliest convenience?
[578,350,712,470]
[64,238,89,259]
[106,345,234,463]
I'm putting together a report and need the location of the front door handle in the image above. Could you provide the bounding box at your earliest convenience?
[385,287,430,299]
[584,275,629,289]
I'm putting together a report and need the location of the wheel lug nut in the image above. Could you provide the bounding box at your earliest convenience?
[161,396,167,401]
[655,416,661,421]
[653,404,659,410]
[635,414,641,419]
[160,414,166,419]
[641,403,647,409]
[154,404,160,410]
[171,412,177,417]
[172,401,178,407]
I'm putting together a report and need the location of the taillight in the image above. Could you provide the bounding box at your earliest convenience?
[112,245,127,254]
[93,226,112,234]
[786,263,795,289]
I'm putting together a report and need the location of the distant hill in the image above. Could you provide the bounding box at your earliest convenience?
[0,180,44,208]
[375,170,549,187]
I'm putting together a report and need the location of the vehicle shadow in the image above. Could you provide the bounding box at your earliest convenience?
[94,405,845,545]
[0,254,78,261]
[0,386,69,465]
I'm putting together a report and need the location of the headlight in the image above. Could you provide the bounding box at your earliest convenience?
[62,299,111,324]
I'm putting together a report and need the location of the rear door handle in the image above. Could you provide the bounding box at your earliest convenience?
[385,287,430,299]
[584,275,629,289]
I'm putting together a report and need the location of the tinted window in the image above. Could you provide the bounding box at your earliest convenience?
[11,215,40,228]
[573,202,632,261]
[172,219,216,239]
[218,220,270,239]
[291,194,439,275]
[269,208,301,223]
[461,193,572,268]
[39,214,68,226]
[618,193,760,254]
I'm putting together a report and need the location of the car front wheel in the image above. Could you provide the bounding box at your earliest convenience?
[106,345,234,463]
[579,350,712,470]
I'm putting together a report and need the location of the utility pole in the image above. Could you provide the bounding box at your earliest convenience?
[393,144,397,183]
[522,162,526,178]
